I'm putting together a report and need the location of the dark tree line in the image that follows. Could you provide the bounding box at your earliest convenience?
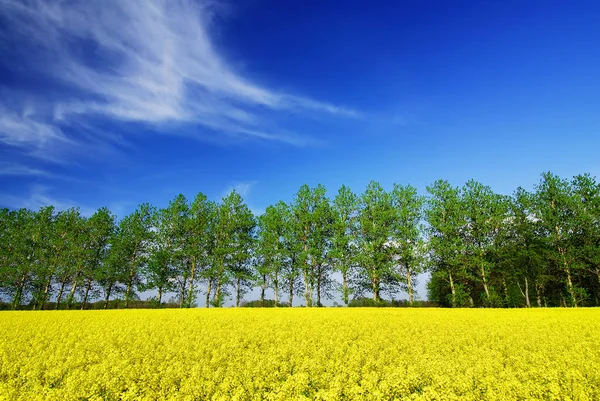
[1,172,599,309]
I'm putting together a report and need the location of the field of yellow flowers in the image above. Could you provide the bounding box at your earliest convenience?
[1,308,599,400]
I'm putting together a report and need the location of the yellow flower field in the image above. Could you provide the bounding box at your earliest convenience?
[1,308,599,400]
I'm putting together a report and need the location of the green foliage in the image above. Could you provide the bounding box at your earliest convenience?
[3,171,600,309]
[347,297,437,308]
[240,299,291,308]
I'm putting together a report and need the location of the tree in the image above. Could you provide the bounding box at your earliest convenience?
[53,208,84,310]
[426,180,468,307]
[534,172,581,307]
[571,174,600,305]
[356,181,395,302]
[390,184,426,304]
[229,199,256,308]
[256,202,288,306]
[80,208,115,309]
[330,185,359,306]
[65,210,90,309]
[111,204,154,308]
[185,193,215,308]
[281,201,303,307]
[145,195,189,307]
[460,180,509,306]
[209,191,255,307]
[291,184,331,307]
[28,206,55,310]
[0,209,35,309]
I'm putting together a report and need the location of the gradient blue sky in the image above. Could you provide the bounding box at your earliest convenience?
[1,0,599,304]
[1,0,599,217]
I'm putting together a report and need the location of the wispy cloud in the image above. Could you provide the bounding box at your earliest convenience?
[0,184,96,216]
[0,0,359,159]
[222,180,258,199]
[0,162,48,176]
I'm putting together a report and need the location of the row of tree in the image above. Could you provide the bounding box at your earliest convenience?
[1,172,599,309]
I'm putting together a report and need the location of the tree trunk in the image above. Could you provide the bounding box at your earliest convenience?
[304,272,311,307]
[274,270,279,307]
[236,277,241,307]
[518,278,531,308]
[180,275,188,308]
[565,267,577,307]
[303,227,311,307]
[205,279,212,308]
[342,271,349,306]
[157,286,163,305]
[502,278,509,300]
[524,277,530,308]
[66,273,80,309]
[288,276,294,307]
[213,260,224,307]
[406,265,413,304]
[12,273,27,310]
[81,279,93,310]
[448,271,456,307]
[39,275,53,310]
[104,283,112,309]
[372,276,380,302]
[316,263,322,307]
[480,263,490,300]
[214,279,222,307]
[124,267,135,308]
[186,259,197,308]
[260,275,266,307]
[559,248,578,307]
[55,280,66,310]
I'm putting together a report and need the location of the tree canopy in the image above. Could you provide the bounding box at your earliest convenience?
[2,171,600,309]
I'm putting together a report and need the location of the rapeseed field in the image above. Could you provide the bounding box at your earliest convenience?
[1,308,599,400]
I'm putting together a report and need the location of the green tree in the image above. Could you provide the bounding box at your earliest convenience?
[426,180,468,307]
[534,172,581,307]
[0,209,35,309]
[28,206,55,310]
[257,202,288,306]
[356,181,395,303]
[571,174,600,305]
[210,191,255,307]
[281,201,303,307]
[461,180,509,305]
[185,193,215,308]
[111,204,155,308]
[146,195,189,307]
[80,207,115,309]
[390,184,426,304]
[65,211,90,309]
[53,208,84,310]
[291,184,331,307]
[330,185,359,306]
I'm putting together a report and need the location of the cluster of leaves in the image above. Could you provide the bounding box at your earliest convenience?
[427,172,600,307]
[2,171,600,309]
[0,181,427,309]
[0,192,256,309]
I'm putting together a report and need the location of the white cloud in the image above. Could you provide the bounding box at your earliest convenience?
[0,162,48,176]
[0,0,359,157]
[222,180,258,199]
[0,106,73,157]
[0,184,96,216]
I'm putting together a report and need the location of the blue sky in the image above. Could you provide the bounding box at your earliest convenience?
[1,0,599,217]
[1,0,599,303]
